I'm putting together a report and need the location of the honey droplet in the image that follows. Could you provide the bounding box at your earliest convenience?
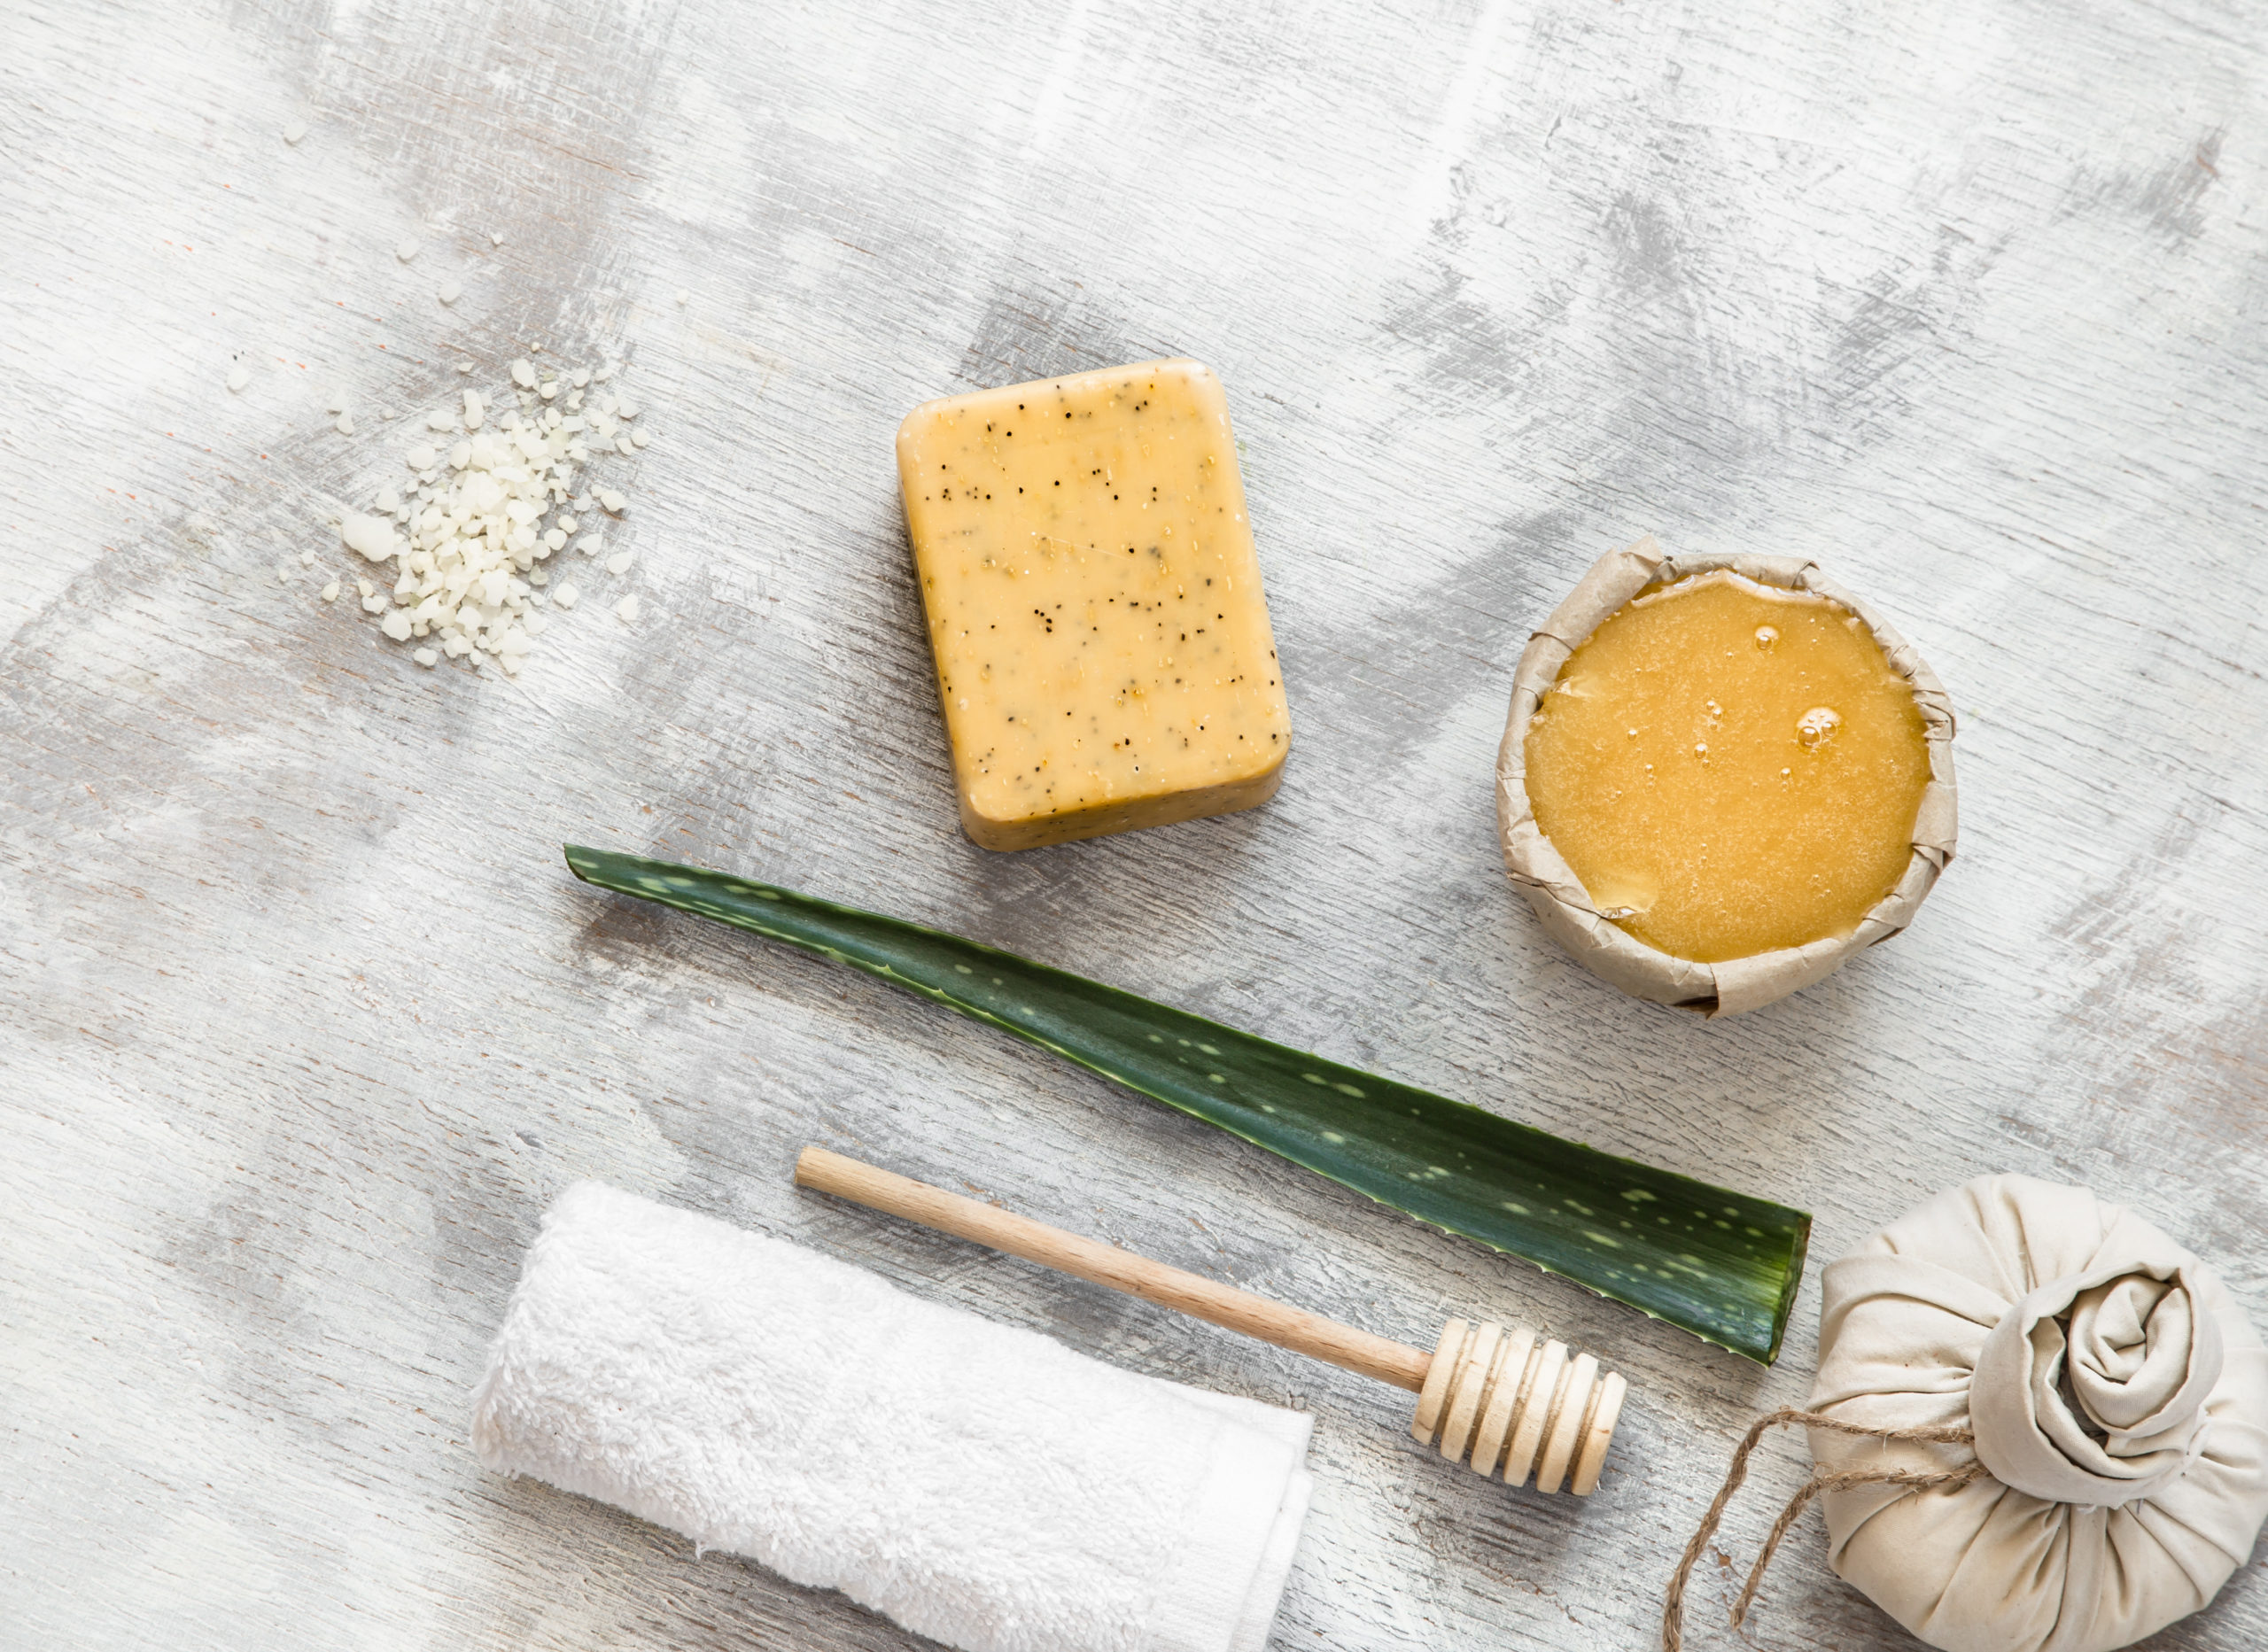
[1797,706,1842,747]
[1693,741,1709,759]
[1754,624,1780,650]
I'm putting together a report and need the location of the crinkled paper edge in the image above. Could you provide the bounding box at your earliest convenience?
[1495,536,1960,1018]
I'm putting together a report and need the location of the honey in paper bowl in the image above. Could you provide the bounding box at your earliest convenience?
[1495,537,1957,1016]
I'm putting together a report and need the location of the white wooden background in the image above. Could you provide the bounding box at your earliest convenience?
[5,0,2264,1648]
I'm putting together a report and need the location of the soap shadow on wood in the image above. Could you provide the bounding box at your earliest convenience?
[951,260,1179,392]
[867,302,1298,1002]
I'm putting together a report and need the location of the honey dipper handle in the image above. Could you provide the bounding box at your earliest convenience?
[795,1146,1433,1392]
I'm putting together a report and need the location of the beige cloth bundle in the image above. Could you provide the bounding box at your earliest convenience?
[1808,1176,2268,1652]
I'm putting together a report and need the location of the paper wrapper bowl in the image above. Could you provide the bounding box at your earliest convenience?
[1495,538,1958,1018]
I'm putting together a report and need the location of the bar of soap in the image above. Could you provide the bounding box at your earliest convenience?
[896,360,1292,850]
[1522,570,1930,963]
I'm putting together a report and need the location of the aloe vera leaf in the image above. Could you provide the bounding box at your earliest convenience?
[565,845,1810,1362]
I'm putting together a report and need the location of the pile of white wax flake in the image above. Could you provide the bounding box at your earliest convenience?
[322,356,649,673]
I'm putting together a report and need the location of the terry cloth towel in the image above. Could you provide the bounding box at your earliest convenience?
[470,1182,1315,1652]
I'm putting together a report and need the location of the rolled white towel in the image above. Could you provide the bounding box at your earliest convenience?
[471,1182,1315,1652]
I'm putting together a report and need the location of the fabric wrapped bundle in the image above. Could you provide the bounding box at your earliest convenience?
[1809,1175,2268,1652]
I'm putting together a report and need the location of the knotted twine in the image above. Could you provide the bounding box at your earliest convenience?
[1661,1408,1986,1652]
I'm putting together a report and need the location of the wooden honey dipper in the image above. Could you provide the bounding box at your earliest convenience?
[795,1147,1629,1495]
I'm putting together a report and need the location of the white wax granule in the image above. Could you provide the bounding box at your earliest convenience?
[396,237,421,261]
[312,360,650,674]
[439,279,462,306]
[227,364,250,393]
[283,120,308,144]
[339,513,400,562]
[336,414,355,435]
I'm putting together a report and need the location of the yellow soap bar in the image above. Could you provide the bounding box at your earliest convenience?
[896,360,1292,850]
[1523,571,1930,962]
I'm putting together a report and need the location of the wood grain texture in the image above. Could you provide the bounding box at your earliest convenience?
[4,0,2264,1648]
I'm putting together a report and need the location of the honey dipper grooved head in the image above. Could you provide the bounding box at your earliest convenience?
[1410,1320,1625,1496]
